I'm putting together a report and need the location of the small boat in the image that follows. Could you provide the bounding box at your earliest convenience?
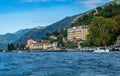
[18,51,22,53]
[93,47,109,52]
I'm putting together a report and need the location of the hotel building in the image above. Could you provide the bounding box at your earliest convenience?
[67,25,89,41]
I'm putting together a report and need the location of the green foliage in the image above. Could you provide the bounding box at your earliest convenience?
[52,30,60,36]
[60,29,67,37]
[7,43,25,51]
[80,40,91,47]
[114,14,120,33]
[63,42,78,49]
[97,3,120,18]
[96,7,102,12]
[7,43,15,51]
[42,29,67,45]
[71,14,94,27]
[17,44,25,50]
[87,16,117,47]
[71,3,120,28]
[73,3,120,47]
[57,35,63,44]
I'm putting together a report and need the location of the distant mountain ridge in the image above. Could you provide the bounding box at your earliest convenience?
[15,14,81,45]
[0,29,30,44]
[0,26,46,49]
[0,29,30,49]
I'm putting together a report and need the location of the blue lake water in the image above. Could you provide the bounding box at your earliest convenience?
[0,52,120,76]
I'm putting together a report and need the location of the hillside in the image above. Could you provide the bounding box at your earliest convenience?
[15,15,80,44]
[0,29,30,49]
[71,0,120,27]
[15,0,120,45]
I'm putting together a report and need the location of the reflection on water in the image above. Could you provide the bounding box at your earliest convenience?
[0,52,120,76]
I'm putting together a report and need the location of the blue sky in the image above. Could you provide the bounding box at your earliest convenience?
[0,0,112,34]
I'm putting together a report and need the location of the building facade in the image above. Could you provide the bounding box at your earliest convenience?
[49,35,57,39]
[52,42,58,50]
[30,43,43,50]
[43,43,52,50]
[67,25,89,41]
[115,36,120,46]
[26,39,37,48]
[26,39,54,50]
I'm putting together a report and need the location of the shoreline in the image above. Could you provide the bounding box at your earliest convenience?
[1,49,120,53]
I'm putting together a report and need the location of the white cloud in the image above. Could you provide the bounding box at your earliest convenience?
[76,0,112,9]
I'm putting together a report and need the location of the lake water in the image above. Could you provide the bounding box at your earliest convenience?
[0,52,120,76]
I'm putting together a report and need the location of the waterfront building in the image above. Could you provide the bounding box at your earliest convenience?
[115,36,120,46]
[30,43,43,50]
[52,42,58,50]
[63,37,67,43]
[26,39,53,50]
[50,35,57,40]
[67,25,89,41]
[41,40,53,50]
[43,43,52,50]
[26,39,37,48]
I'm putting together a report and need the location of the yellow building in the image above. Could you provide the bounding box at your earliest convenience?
[67,25,89,41]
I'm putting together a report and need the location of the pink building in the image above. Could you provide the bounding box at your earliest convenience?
[26,39,37,48]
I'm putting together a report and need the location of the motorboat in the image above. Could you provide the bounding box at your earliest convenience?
[93,47,109,52]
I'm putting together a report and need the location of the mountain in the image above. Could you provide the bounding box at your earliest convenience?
[0,29,30,43]
[0,29,30,49]
[15,0,120,45]
[15,15,80,44]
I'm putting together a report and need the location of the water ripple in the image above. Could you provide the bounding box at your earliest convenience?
[0,52,120,76]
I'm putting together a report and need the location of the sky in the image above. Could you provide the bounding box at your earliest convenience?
[0,0,112,34]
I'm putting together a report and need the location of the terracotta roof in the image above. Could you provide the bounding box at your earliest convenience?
[32,43,43,46]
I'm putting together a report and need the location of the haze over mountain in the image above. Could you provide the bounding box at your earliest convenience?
[0,26,45,49]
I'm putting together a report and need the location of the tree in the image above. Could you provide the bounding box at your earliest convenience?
[7,43,15,51]
[88,16,117,47]
[19,44,25,50]
[114,15,120,34]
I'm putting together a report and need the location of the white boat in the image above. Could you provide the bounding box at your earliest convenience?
[18,51,22,53]
[93,47,109,52]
